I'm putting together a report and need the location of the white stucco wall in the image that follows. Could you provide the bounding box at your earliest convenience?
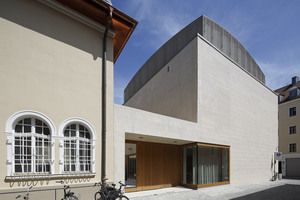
[124,37,198,122]
[114,35,278,187]
[196,35,278,184]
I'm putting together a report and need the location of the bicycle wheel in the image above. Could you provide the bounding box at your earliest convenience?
[68,195,79,200]
[95,192,107,200]
[118,195,129,200]
[95,192,101,200]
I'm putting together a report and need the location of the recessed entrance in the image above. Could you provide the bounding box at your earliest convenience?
[125,141,181,192]
[125,140,230,192]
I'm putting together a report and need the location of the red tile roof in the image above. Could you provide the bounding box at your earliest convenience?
[275,81,300,104]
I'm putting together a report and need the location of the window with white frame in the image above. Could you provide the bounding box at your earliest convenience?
[63,123,91,172]
[14,118,51,174]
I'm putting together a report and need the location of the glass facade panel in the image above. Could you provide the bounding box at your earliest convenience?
[183,145,197,185]
[183,144,229,187]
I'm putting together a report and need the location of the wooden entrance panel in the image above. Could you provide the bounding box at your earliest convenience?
[136,142,181,191]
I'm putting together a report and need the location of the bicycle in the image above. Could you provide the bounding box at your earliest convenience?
[16,186,32,200]
[56,180,79,200]
[110,181,129,200]
[94,179,129,200]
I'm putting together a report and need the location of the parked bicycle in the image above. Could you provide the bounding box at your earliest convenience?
[56,180,79,200]
[16,186,32,200]
[94,179,129,200]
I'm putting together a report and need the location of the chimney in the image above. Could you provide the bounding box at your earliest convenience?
[292,76,299,85]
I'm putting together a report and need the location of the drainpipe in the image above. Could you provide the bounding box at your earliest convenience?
[102,6,113,185]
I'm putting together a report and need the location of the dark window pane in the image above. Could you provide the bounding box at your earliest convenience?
[64,165,69,171]
[35,119,42,126]
[36,127,42,134]
[45,164,50,172]
[86,132,90,139]
[71,130,76,137]
[71,165,76,171]
[64,130,69,137]
[44,128,50,135]
[79,125,84,131]
[15,125,22,133]
[71,124,76,130]
[15,165,22,173]
[24,125,31,133]
[15,146,20,154]
[79,131,84,138]
[24,118,31,125]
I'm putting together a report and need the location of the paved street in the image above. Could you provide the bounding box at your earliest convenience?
[126,178,300,200]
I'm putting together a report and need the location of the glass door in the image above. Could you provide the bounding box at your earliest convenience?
[125,143,136,188]
[183,145,197,185]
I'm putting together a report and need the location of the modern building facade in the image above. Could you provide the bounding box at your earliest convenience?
[275,76,300,177]
[0,0,136,199]
[115,16,278,192]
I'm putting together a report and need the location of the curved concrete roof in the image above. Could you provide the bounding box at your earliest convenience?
[124,15,265,103]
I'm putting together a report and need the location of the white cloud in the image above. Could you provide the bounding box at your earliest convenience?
[258,61,300,90]
[114,74,131,105]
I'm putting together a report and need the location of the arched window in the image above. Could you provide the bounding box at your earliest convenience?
[63,123,91,172]
[14,118,51,173]
[5,111,55,176]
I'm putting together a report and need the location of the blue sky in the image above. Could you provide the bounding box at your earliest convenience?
[113,0,300,104]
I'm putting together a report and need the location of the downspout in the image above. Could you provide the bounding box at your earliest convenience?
[102,5,113,184]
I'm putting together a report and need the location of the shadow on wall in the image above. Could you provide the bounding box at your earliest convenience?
[0,0,107,61]
[231,184,300,200]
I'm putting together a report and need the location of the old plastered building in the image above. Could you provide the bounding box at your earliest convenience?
[275,76,300,177]
[115,16,278,192]
[0,0,136,199]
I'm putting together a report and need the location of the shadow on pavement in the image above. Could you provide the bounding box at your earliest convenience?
[231,184,300,200]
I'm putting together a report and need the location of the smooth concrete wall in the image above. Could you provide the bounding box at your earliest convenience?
[115,34,277,188]
[0,0,114,197]
[124,38,198,122]
[124,15,265,103]
[196,35,278,184]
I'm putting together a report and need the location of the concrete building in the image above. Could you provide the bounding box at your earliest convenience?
[275,76,300,177]
[0,0,136,199]
[115,16,278,192]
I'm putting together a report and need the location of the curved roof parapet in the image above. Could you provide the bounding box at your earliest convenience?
[124,15,265,103]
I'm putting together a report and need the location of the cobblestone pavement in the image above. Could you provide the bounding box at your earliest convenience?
[125,179,300,200]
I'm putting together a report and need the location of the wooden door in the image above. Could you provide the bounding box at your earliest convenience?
[136,142,181,191]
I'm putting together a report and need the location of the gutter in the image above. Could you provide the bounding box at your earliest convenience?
[102,5,113,185]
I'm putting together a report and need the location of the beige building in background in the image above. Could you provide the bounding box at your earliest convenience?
[275,76,300,177]
[0,0,136,199]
